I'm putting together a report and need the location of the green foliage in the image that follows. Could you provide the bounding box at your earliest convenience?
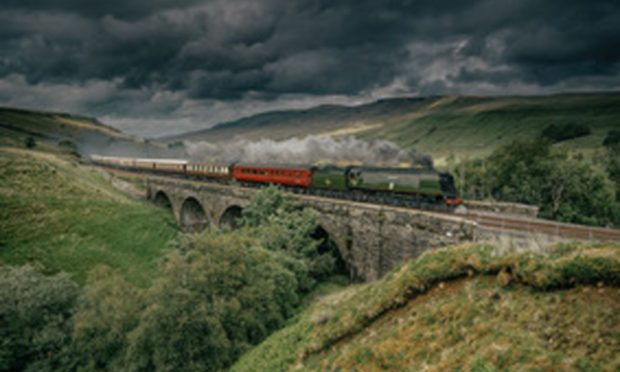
[457,140,619,226]
[70,267,144,370]
[0,265,79,372]
[241,186,341,287]
[603,129,620,148]
[123,231,301,371]
[603,130,620,200]
[62,188,344,371]
[240,185,299,228]
[24,136,36,149]
[57,139,80,158]
[541,123,591,143]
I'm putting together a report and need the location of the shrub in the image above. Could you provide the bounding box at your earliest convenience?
[241,186,342,287]
[0,265,79,371]
[69,266,144,370]
[603,129,620,148]
[122,231,301,371]
[24,136,36,149]
[66,188,344,371]
[57,140,80,158]
[541,123,591,143]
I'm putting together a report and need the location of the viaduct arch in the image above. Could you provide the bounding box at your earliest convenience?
[146,177,476,282]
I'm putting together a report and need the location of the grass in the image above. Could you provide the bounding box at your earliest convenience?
[360,93,620,163]
[231,242,620,371]
[0,107,177,159]
[169,92,620,165]
[0,147,178,286]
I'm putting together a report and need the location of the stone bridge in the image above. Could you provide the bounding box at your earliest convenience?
[145,176,478,282]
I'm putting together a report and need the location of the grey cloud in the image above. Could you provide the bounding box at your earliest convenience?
[0,0,619,136]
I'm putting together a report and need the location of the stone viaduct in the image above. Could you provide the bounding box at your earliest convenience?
[145,176,478,282]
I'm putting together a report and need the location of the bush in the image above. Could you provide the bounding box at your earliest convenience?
[603,129,620,148]
[24,136,36,149]
[241,186,342,287]
[0,265,79,371]
[603,130,620,198]
[69,267,144,370]
[57,140,80,158]
[64,187,344,371]
[123,231,301,371]
[542,123,591,143]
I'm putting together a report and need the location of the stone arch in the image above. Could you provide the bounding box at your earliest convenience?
[311,224,349,278]
[153,190,172,209]
[219,205,243,230]
[180,197,208,233]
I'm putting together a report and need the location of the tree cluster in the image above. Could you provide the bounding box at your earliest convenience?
[1,188,343,371]
[456,139,619,227]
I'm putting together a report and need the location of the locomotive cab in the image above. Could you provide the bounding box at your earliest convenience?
[439,172,462,205]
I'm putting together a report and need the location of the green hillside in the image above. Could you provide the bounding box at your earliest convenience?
[232,243,620,371]
[0,107,179,158]
[165,92,620,164]
[0,147,178,285]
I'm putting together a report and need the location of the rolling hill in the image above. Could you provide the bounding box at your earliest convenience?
[232,243,620,371]
[0,107,183,158]
[164,92,620,163]
[0,147,178,285]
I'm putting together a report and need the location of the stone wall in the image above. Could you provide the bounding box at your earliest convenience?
[463,200,539,218]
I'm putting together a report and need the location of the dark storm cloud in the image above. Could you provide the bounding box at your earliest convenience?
[0,0,619,136]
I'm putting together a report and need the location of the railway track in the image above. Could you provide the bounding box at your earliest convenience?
[463,211,620,241]
[97,165,620,242]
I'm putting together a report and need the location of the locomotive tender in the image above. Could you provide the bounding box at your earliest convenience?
[91,155,462,209]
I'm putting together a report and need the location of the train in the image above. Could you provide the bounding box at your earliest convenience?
[90,155,462,209]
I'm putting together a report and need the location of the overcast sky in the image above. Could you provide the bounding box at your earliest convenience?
[1,0,619,137]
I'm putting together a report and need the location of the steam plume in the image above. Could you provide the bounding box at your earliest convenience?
[184,135,433,167]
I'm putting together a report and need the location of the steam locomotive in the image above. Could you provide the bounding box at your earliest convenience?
[91,155,462,209]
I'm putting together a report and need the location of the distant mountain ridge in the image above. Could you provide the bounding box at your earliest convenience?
[162,92,620,163]
[162,96,430,143]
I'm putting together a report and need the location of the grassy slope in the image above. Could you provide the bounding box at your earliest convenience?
[361,93,620,162]
[0,147,178,286]
[232,243,620,371]
[166,92,620,164]
[0,107,177,158]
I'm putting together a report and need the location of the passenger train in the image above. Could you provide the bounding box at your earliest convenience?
[90,155,462,209]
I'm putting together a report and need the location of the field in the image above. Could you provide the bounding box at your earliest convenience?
[0,147,178,286]
[232,243,620,371]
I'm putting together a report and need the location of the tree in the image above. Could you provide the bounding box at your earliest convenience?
[0,265,79,371]
[603,130,620,200]
[542,124,591,143]
[123,232,300,371]
[241,186,341,286]
[458,140,619,226]
[70,267,144,371]
[24,136,36,149]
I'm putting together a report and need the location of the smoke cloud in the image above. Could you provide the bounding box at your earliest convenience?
[184,135,433,167]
